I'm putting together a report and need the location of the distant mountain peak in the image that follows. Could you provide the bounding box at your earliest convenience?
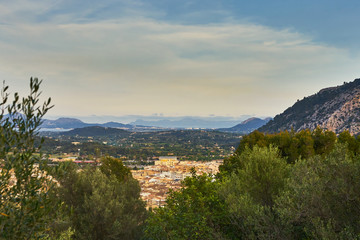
[54,117,84,123]
[241,117,258,124]
[218,117,271,133]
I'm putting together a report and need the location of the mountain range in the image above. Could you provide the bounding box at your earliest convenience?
[41,116,270,132]
[42,118,134,130]
[259,78,360,135]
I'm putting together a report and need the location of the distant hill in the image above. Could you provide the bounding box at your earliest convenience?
[62,126,130,137]
[259,78,360,134]
[218,117,271,133]
[42,118,133,129]
[100,121,134,128]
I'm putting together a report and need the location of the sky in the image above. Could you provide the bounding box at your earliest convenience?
[1,0,360,120]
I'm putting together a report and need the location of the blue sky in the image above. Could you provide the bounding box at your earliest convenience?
[0,0,359,119]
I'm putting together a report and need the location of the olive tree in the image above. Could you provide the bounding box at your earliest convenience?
[0,78,55,239]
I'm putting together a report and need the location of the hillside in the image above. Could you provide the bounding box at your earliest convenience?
[218,117,271,133]
[259,78,360,134]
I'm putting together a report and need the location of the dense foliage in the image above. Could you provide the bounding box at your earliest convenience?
[146,129,360,239]
[276,145,360,239]
[226,128,358,166]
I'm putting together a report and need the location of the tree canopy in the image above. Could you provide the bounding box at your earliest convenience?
[55,158,147,240]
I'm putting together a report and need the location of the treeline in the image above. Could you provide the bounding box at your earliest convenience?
[144,129,360,239]
[237,128,358,163]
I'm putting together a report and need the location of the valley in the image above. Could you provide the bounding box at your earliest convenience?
[40,127,242,161]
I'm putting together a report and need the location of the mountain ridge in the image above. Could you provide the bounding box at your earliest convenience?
[42,116,269,131]
[259,78,360,134]
[42,117,133,129]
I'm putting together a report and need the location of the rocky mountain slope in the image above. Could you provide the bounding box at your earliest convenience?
[259,78,360,135]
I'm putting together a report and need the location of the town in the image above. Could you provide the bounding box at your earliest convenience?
[132,156,222,209]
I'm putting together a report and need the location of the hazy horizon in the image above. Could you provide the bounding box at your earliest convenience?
[45,114,262,124]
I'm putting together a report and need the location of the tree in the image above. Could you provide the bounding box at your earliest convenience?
[56,158,147,240]
[99,156,131,182]
[338,130,359,154]
[312,127,336,156]
[221,145,288,207]
[218,146,289,239]
[235,130,267,155]
[0,78,56,239]
[295,129,315,159]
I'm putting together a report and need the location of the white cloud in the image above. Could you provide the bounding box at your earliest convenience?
[0,2,359,117]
